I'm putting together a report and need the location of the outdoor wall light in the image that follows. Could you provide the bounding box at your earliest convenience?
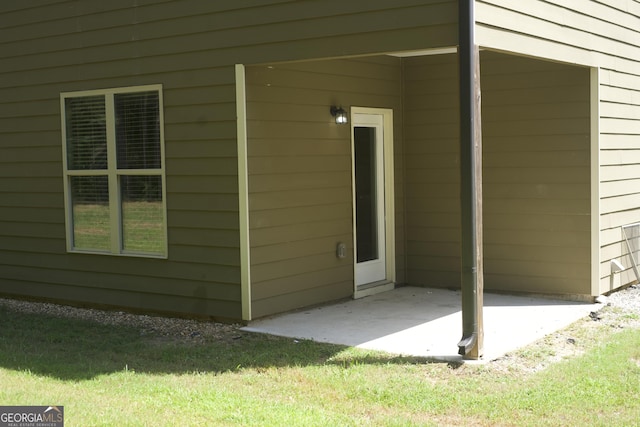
[330,105,348,124]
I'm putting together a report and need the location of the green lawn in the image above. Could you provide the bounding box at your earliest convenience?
[72,202,111,250]
[73,201,164,253]
[0,304,638,426]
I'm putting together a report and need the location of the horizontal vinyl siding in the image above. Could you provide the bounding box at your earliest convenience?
[403,52,591,296]
[246,56,404,318]
[599,68,640,292]
[403,54,461,287]
[0,0,457,319]
[0,0,457,320]
[478,0,640,294]
[482,52,591,296]
[0,2,243,319]
[0,67,243,319]
[0,1,457,77]
[476,0,640,71]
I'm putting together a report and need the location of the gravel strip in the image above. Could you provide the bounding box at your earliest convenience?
[0,298,241,344]
[604,283,640,314]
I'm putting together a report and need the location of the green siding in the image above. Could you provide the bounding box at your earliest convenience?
[403,52,591,297]
[0,0,454,319]
[246,57,405,318]
[7,0,636,317]
[477,0,640,295]
[404,54,461,287]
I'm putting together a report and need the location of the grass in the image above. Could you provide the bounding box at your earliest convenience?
[73,203,110,250]
[0,304,639,426]
[73,201,164,253]
[121,201,165,253]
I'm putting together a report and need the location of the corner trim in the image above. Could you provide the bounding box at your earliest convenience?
[590,67,601,297]
[236,64,252,320]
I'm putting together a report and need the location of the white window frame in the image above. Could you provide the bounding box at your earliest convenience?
[60,84,168,258]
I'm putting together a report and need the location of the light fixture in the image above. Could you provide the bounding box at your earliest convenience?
[330,105,348,124]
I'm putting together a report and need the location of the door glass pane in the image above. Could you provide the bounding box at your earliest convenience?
[354,126,378,262]
[121,175,165,254]
[70,176,110,250]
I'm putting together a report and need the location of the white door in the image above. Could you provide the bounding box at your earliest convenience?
[353,111,387,287]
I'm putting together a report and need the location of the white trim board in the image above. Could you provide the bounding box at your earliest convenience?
[235,64,252,321]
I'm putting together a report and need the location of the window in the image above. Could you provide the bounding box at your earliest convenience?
[61,85,167,257]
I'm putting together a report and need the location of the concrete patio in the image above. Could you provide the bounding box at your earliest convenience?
[242,286,599,362]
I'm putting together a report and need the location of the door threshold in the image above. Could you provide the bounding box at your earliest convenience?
[354,281,395,299]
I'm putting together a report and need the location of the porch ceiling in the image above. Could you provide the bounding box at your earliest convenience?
[387,46,457,57]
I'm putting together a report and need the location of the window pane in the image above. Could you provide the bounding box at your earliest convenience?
[70,176,110,250]
[115,91,161,169]
[121,175,165,254]
[65,96,107,170]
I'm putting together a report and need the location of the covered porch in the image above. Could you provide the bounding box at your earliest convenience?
[239,40,594,359]
[242,49,592,305]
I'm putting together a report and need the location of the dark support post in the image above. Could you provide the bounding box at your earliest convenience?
[457,0,484,359]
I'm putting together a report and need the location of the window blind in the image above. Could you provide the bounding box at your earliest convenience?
[64,96,107,170]
[115,91,161,170]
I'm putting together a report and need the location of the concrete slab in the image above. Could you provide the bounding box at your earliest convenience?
[242,287,599,362]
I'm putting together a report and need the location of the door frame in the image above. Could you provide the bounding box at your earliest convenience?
[351,106,396,298]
